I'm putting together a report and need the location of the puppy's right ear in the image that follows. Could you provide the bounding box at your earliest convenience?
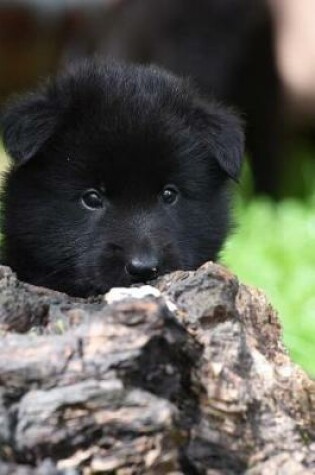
[1,91,59,166]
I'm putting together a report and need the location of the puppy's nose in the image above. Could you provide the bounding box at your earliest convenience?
[125,256,159,282]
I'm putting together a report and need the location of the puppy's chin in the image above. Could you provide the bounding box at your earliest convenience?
[74,265,174,298]
[66,268,139,298]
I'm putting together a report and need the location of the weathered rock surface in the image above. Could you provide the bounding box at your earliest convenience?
[0,263,313,474]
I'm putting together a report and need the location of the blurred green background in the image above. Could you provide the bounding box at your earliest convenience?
[0,142,314,376]
[223,148,315,377]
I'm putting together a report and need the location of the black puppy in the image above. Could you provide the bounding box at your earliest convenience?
[1,60,243,297]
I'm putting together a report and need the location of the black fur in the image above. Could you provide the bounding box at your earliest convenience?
[1,59,244,297]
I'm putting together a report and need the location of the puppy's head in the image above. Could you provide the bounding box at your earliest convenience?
[1,60,244,297]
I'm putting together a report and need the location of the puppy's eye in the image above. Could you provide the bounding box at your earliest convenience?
[161,185,179,205]
[81,189,103,210]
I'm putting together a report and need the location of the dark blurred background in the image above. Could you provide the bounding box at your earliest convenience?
[1,0,315,197]
[0,0,314,374]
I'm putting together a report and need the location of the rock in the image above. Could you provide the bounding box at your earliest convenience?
[0,263,313,474]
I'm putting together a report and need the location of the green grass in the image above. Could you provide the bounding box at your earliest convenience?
[223,172,315,377]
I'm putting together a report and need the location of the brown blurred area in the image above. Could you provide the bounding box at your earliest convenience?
[0,2,64,103]
[0,0,119,104]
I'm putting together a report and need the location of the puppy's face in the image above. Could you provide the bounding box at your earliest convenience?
[1,61,243,297]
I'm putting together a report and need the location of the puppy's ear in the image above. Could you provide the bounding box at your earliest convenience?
[196,101,245,182]
[1,90,59,166]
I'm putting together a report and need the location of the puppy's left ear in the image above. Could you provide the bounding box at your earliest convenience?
[0,90,59,166]
[196,102,245,182]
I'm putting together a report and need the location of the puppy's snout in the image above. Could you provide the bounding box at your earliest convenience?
[125,255,159,282]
